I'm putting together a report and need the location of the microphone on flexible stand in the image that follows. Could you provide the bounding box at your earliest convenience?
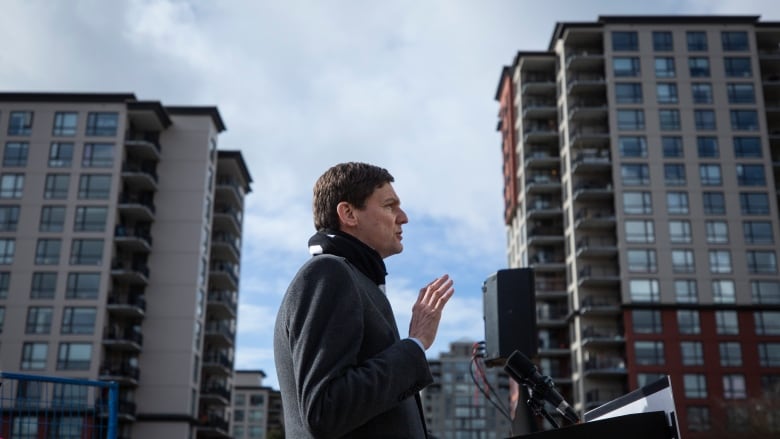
[504,350,580,425]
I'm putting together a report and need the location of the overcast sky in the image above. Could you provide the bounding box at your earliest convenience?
[3,0,779,389]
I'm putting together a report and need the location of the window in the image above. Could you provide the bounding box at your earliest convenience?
[49,416,84,438]
[747,250,777,274]
[691,83,713,103]
[687,406,711,432]
[82,143,114,167]
[681,341,704,365]
[666,192,689,214]
[634,341,664,365]
[43,174,70,199]
[736,164,765,186]
[249,394,265,406]
[723,374,747,400]
[615,83,643,104]
[614,57,641,77]
[739,192,769,214]
[56,343,92,370]
[730,110,759,131]
[0,174,24,198]
[659,109,680,130]
[687,31,708,51]
[617,109,644,130]
[724,57,752,77]
[69,239,103,265]
[713,279,736,303]
[85,112,118,136]
[78,174,111,199]
[662,136,683,157]
[664,164,686,186]
[727,83,755,103]
[627,249,657,273]
[709,250,732,273]
[716,310,739,335]
[722,31,749,51]
[623,192,652,214]
[755,311,780,335]
[696,136,718,158]
[758,343,780,366]
[49,142,74,167]
[694,109,716,130]
[73,206,108,232]
[632,310,662,333]
[21,342,47,370]
[8,111,33,136]
[705,220,728,243]
[612,31,638,51]
[656,83,678,103]
[26,307,53,334]
[701,192,726,215]
[61,307,96,334]
[684,374,707,398]
[0,271,8,299]
[621,164,650,185]
[52,112,78,136]
[0,306,3,333]
[689,57,710,77]
[629,279,660,302]
[699,165,722,186]
[625,220,654,243]
[653,31,673,51]
[0,238,15,264]
[40,206,66,232]
[35,239,61,265]
[31,272,56,299]
[669,220,692,243]
[733,137,762,157]
[675,279,698,303]
[654,57,675,78]
[678,310,701,334]
[618,136,647,157]
[3,142,28,167]
[671,249,695,273]
[66,273,100,299]
[0,205,20,231]
[752,281,780,304]
[743,221,773,244]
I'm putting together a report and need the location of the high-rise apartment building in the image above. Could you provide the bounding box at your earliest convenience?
[495,16,780,437]
[0,92,252,439]
[422,340,513,439]
[232,370,283,439]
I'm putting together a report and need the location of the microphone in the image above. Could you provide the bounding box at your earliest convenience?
[504,350,580,424]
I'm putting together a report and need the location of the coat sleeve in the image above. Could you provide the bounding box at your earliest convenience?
[281,256,432,437]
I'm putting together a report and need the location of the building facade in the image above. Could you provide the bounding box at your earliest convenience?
[232,370,283,439]
[422,340,513,439]
[495,16,780,437]
[0,93,252,439]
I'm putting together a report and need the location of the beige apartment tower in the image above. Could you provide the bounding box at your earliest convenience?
[496,16,780,437]
[0,93,252,439]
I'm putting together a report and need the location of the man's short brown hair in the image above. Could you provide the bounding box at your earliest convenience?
[313,162,394,231]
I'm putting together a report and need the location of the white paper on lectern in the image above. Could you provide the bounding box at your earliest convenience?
[584,375,681,439]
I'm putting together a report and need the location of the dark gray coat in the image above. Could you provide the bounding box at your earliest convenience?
[274,254,432,438]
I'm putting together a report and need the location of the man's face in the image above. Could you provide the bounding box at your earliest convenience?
[348,183,408,259]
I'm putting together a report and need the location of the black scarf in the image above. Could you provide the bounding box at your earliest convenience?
[308,229,387,287]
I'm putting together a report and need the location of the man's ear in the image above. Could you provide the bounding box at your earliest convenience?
[336,201,358,228]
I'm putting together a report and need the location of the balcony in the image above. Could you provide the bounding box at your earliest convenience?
[581,326,624,347]
[571,149,611,173]
[103,326,143,352]
[575,236,617,258]
[97,398,137,421]
[579,296,621,316]
[207,289,237,319]
[209,261,239,289]
[537,305,569,327]
[574,208,615,229]
[200,383,231,405]
[526,199,562,220]
[567,99,608,121]
[99,361,140,386]
[107,293,146,318]
[118,192,156,222]
[535,278,567,298]
[212,206,242,236]
[210,232,240,263]
[121,162,159,191]
[524,174,561,193]
[528,226,564,245]
[196,412,230,438]
[522,98,557,118]
[114,225,152,253]
[529,252,566,271]
[577,265,619,286]
[215,177,244,208]
[524,149,560,169]
[568,126,609,147]
[585,389,625,410]
[521,73,556,93]
[124,131,161,161]
[522,122,558,143]
[583,356,627,377]
[203,351,233,375]
[205,320,235,346]
[111,259,150,285]
[567,73,605,94]
[565,49,604,70]
[572,181,613,201]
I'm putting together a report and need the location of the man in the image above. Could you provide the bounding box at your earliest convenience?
[274,162,455,438]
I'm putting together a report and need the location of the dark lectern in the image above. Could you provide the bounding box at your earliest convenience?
[507,411,672,439]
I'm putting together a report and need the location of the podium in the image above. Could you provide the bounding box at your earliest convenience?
[508,411,671,439]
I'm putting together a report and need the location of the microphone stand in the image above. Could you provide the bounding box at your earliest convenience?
[522,374,561,429]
